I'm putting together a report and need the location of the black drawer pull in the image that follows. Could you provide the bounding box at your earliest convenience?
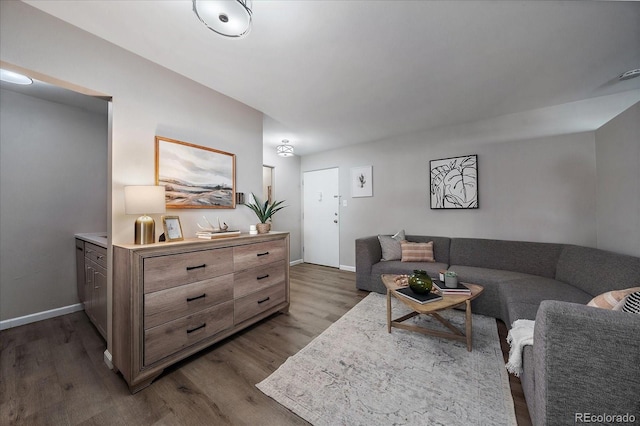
[186,264,206,271]
[257,252,269,257]
[257,274,270,280]
[257,296,270,304]
[187,323,206,334]
[76,247,83,252]
[186,293,206,302]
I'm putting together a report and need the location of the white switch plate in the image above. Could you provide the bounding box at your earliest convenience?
[342,200,347,207]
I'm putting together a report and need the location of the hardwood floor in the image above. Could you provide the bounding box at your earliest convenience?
[1,263,531,425]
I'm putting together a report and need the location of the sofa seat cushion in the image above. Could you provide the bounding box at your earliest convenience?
[499,277,592,326]
[447,265,539,319]
[507,302,541,325]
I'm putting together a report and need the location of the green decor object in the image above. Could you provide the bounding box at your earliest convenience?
[243,193,287,223]
[409,270,433,294]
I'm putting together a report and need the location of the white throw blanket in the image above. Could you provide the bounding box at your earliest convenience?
[506,319,535,377]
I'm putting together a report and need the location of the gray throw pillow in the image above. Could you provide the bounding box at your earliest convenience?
[378,230,406,261]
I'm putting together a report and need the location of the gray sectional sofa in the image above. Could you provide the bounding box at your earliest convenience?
[356,235,640,426]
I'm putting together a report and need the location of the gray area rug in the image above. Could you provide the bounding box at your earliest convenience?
[257,293,516,426]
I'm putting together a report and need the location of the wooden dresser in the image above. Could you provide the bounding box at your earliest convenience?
[112,232,289,393]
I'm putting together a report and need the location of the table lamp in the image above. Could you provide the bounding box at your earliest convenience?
[124,185,166,244]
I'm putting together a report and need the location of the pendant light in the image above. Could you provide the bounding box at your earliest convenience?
[193,0,252,38]
[277,140,294,157]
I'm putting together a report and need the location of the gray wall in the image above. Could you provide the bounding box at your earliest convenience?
[302,129,598,269]
[595,102,640,257]
[1,1,264,350]
[0,88,108,320]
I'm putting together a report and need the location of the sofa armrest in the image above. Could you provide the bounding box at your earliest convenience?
[355,236,382,291]
[534,300,640,426]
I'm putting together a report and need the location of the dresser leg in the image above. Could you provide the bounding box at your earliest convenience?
[129,372,163,394]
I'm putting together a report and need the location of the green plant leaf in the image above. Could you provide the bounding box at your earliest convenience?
[243,192,287,223]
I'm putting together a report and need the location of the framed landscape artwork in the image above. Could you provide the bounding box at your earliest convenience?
[155,136,236,209]
[430,154,478,209]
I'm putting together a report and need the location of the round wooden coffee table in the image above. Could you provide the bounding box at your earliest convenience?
[381,274,484,351]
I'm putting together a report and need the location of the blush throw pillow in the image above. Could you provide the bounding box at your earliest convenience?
[401,241,435,262]
[587,287,640,310]
[378,230,406,261]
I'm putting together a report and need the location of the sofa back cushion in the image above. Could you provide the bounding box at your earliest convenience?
[556,245,640,296]
[405,235,450,265]
[449,238,563,278]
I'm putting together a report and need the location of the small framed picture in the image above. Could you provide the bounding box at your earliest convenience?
[162,215,184,242]
[351,165,373,197]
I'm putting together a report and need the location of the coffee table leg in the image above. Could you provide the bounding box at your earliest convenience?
[465,299,472,351]
[387,289,392,333]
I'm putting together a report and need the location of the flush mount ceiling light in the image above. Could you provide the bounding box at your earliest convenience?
[618,68,640,81]
[277,139,294,157]
[0,69,33,85]
[193,0,252,38]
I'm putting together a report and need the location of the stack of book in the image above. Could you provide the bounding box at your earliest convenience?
[395,287,443,304]
[196,230,241,239]
[433,280,471,295]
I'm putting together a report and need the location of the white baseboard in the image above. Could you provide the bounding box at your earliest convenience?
[340,265,356,272]
[0,303,84,330]
[104,349,114,370]
[290,259,304,266]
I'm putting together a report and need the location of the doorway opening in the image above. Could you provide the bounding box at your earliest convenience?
[263,165,274,203]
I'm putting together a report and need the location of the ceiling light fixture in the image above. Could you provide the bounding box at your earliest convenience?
[277,140,294,157]
[618,68,640,81]
[0,69,33,85]
[192,0,252,38]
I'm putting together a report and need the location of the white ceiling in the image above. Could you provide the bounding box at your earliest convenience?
[24,0,640,156]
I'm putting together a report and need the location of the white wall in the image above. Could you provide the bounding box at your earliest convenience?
[302,129,598,269]
[1,2,264,346]
[0,88,108,321]
[595,102,640,257]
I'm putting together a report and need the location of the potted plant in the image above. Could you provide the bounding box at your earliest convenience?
[243,193,287,234]
[444,271,458,288]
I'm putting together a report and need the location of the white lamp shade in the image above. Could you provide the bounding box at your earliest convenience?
[124,186,166,215]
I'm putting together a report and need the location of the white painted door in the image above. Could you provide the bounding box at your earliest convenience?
[303,168,340,268]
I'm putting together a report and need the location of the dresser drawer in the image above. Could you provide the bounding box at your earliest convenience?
[234,260,285,299]
[233,240,285,271]
[85,243,107,269]
[144,301,234,365]
[144,274,233,329]
[234,283,286,325]
[144,248,233,293]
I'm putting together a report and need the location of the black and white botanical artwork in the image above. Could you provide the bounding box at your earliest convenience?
[351,165,373,197]
[430,155,478,209]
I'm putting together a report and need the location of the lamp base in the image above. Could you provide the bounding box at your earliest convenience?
[134,215,155,244]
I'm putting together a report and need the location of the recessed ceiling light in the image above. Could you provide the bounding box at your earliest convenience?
[618,69,640,81]
[0,69,33,85]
